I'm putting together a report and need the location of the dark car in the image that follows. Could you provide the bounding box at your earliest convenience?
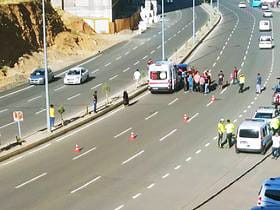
[29,68,55,85]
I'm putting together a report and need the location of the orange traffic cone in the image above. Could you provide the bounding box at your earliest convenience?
[74,144,81,152]
[211,95,216,102]
[183,114,189,123]
[130,132,137,141]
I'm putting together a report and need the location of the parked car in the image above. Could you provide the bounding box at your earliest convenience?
[64,67,89,85]
[258,177,280,207]
[263,10,272,18]
[251,206,280,210]
[252,106,279,124]
[238,1,247,8]
[29,68,55,85]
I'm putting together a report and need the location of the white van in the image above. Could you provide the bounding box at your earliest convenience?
[259,35,273,49]
[235,119,272,154]
[148,61,179,93]
[259,20,271,31]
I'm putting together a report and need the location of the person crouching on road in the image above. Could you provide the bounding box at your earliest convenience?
[272,132,280,159]
[217,119,226,148]
[224,119,235,148]
[123,90,129,106]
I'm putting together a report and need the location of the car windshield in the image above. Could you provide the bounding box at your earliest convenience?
[239,129,259,138]
[67,70,80,75]
[254,112,273,119]
[260,37,271,41]
[32,70,44,76]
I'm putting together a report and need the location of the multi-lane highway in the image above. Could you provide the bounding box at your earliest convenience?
[0,0,279,210]
[0,1,208,144]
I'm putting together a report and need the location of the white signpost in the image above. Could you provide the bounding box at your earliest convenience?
[13,111,23,139]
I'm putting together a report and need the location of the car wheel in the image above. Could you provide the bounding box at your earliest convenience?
[235,144,240,154]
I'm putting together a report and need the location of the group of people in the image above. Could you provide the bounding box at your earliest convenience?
[217,119,235,148]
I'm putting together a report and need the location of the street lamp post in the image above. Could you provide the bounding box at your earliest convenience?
[161,0,165,60]
[192,0,195,45]
[42,0,51,132]
[210,0,213,8]
[217,0,219,11]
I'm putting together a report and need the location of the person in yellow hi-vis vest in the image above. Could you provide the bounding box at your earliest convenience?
[271,117,280,135]
[224,119,235,148]
[50,104,55,131]
[217,119,226,148]
[239,73,245,93]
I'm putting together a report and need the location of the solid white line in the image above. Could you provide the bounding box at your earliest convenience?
[122,150,144,165]
[109,75,119,81]
[145,111,158,120]
[147,183,155,189]
[28,143,51,155]
[92,69,99,74]
[133,46,138,50]
[220,87,227,95]
[188,113,199,122]
[134,61,140,65]
[104,62,111,67]
[115,205,125,210]
[142,55,148,60]
[116,56,122,60]
[70,176,101,194]
[67,93,81,101]
[150,50,155,54]
[195,149,201,154]
[35,109,46,115]
[206,101,213,107]
[205,143,210,147]
[73,147,96,160]
[159,129,177,142]
[1,156,23,166]
[114,128,132,138]
[174,165,181,170]
[54,85,65,91]
[168,98,178,105]
[0,108,8,113]
[28,95,42,102]
[132,193,142,199]
[123,67,130,72]
[0,85,34,100]
[185,157,192,162]
[91,83,103,90]
[162,173,169,179]
[15,172,47,189]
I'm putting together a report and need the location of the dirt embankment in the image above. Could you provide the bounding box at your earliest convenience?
[0,1,135,91]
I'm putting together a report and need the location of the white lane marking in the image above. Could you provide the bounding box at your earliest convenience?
[147,38,151,41]
[1,156,23,166]
[225,41,228,45]
[243,109,247,113]
[132,193,142,199]
[168,98,178,105]
[142,55,148,60]
[114,128,132,138]
[254,96,258,100]
[67,93,81,101]
[73,147,96,160]
[212,62,216,67]
[185,157,192,162]
[195,149,201,154]
[133,46,138,50]
[220,51,223,55]
[145,111,158,120]
[222,45,226,50]
[239,114,243,118]
[91,69,99,74]
[0,85,34,100]
[162,173,170,179]
[54,85,66,91]
[213,136,218,140]
[122,150,144,165]
[70,176,101,194]
[153,34,157,38]
[15,172,47,189]
[91,83,103,90]
[109,75,119,81]
[116,56,122,60]
[28,95,42,102]
[147,183,155,189]
[28,143,51,155]
[206,101,213,107]
[35,109,46,115]
[134,61,140,65]
[174,165,181,170]
[150,50,156,54]
[157,45,161,49]
[243,55,247,60]
[205,143,210,147]
[220,87,227,95]
[123,67,130,72]
[158,31,161,34]
[115,205,125,210]
[0,121,16,130]
[104,62,111,67]
[125,51,130,55]
[168,37,172,41]
[233,119,238,123]
[159,129,177,142]
[241,62,244,67]
[216,56,220,61]
[188,113,199,122]
[0,108,8,114]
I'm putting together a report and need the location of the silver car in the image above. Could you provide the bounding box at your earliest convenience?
[29,68,55,85]
[258,177,280,207]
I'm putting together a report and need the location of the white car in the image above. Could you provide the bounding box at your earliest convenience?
[259,35,273,49]
[64,67,89,85]
[259,20,271,31]
[263,9,272,17]
[261,4,269,10]
[238,2,247,8]
[252,106,279,124]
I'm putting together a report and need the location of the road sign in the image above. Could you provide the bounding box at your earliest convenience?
[13,111,23,122]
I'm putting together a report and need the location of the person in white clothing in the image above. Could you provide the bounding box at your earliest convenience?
[134,69,141,88]
[272,132,280,159]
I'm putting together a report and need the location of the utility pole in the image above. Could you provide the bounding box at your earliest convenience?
[161,0,165,60]
[193,0,195,45]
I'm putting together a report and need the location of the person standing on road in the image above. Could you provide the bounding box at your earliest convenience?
[188,74,193,92]
[50,104,55,131]
[256,73,262,94]
[199,75,205,93]
[217,119,226,148]
[134,69,141,88]
[182,70,188,92]
[238,73,245,93]
[224,119,235,148]
[218,70,224,90]
[272,132,280,159]
[123,90,129,106]
[233,66,238,84]
[92,90,97,113]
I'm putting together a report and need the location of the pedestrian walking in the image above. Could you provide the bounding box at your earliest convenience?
[218,70,224,90]
[233,66,238,84]
[188,74,193,92]
[134,69,141,88]
[50,104,55,131]
[217,119,226,148]
[224,119,235,148]
[92,90,97,113]
[256,73,262,94]
[238,73,245,93]
[272,132,280,159]
[123,90,129,106]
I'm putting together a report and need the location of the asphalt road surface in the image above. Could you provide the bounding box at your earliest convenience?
[0,0,279,210]
[0,0,208,144]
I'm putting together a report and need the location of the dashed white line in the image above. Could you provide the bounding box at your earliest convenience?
[15,172,47,189]
[123,67,130,72]
[145,111,158,120]
[147,183,155,189]
[134,61,140,65]
[212,62,216,67]
[28,143,51,155]
[168,98,178,105]
[220,87,228,95]
[142,55,148,60]
[162,173,170,179]
[70,176,101,194]
[54,85,66,91]
[239,114,243,118]
[116,56,122,60]
[153,34,157,38]
[243,109,247,113]
[91,83,103,90]
[132,193,142,199]
[115,205,125,210]
[133,46,138,50]
[67,93,81,101]
[168,37,172,41]
[195,149,201,154]
[251,101,255,105]
[72,147,96,160]
[1,156,23,166]
[0,108,8,113]
[150,50,155,54]
[233,119,238,123]
[243,55,247,60]
[159,129,177,142]
[109,75,119,81]
[28,95,42,102]
[205,143,210,147]
[92,69,99,74]
[220,51,223,55]
[114,127,132,138]
[125,51,130,55]
[122,150,144,165]
[104,62,111,67]
[188,113,199,122]
[174,165,181,170]
[35,109,46,115]
[157,45,161,49]
[206,101,213,107]
[185,157,192,162]
[216,56,220,61]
